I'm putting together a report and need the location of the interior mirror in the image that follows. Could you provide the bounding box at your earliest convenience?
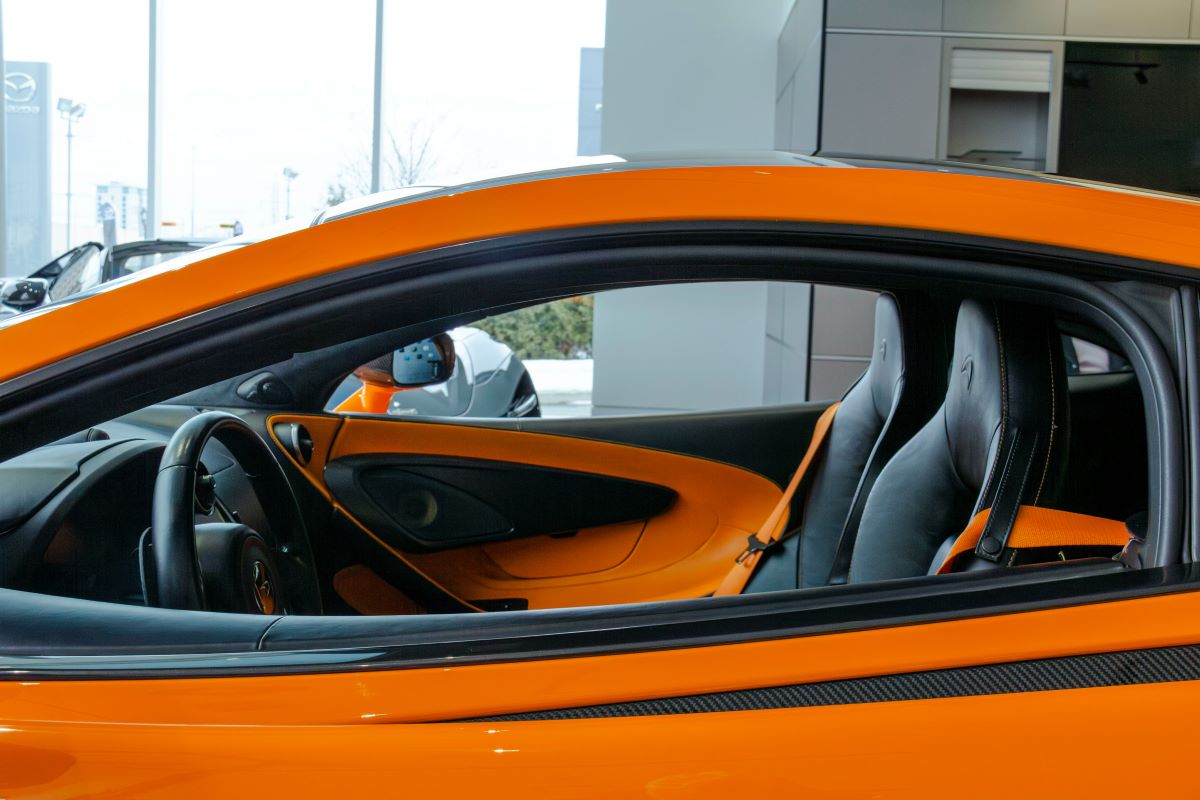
[389,332,457,387]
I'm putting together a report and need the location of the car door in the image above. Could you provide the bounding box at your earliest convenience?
[3,167,1200,797]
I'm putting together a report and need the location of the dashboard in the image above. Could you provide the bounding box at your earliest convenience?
[0,410,271,606]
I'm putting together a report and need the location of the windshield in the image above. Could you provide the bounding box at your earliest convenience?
[46,244,105,301]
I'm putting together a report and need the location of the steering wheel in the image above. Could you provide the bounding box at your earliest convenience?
[152,411,321,614]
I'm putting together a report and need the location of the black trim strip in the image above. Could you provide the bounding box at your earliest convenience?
[465,642,1200,721]
[1,562,1196,679]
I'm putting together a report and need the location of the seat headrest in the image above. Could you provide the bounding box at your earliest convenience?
[945,299,1066,509]
[867,293,905,421]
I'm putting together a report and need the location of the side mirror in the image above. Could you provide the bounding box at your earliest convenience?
[339,333,457,416]
[390,333,457,387]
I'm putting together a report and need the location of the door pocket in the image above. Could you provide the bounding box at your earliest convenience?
[325,455,677,552]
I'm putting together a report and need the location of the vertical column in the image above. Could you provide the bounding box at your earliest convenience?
[146,0,162,239]
[370,0,385,194]
[0,0,8,276]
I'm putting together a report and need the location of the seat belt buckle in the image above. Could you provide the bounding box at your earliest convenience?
[735,534,771,564]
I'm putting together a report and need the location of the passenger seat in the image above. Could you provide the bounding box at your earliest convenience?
[745,292,947,592]
[847,299,1069,582]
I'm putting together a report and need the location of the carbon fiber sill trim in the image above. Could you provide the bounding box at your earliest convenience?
[464,643,1200,721]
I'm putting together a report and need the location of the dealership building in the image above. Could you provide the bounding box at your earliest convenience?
[4,0,1199,409]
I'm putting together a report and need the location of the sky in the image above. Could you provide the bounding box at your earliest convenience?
[4,0,606,249]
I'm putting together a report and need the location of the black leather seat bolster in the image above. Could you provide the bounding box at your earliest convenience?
[847,300,1069,583]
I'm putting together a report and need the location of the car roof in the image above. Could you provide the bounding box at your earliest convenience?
[6,153,1200,384]
[316,150,1200,224]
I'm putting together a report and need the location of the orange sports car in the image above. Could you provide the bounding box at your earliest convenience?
[0,154,1198,797]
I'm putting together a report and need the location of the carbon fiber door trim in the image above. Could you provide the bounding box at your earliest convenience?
[464,643,1200,721]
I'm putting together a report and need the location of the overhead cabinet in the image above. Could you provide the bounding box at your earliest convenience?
[939,39,1063,172]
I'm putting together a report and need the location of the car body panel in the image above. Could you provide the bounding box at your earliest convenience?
[5,163,1200,384]
[1,680,1194,797]
[2,159,1200,796]
[2,589,1196,725]
[1,590,1198,798]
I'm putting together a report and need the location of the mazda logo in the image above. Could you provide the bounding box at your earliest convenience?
[5,73,36,104]
[250,559,276,614]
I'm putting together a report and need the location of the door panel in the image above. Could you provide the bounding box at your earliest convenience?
[455,402,828,488]
[324,456,676,551]
[268,409,821,609]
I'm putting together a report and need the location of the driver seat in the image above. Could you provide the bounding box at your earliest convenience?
[847,299,1069,582]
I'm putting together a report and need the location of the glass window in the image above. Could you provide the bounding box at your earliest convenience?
[3,0,149,277]
[329,281,877,419]
[160,0,376,239]
[372,1,607,190]
[1063,334,1131,376]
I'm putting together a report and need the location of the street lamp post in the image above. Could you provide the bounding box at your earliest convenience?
[282,167,299,219]
[57,98,86,248]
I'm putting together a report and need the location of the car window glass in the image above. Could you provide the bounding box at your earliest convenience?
[1062,334,1131,376]
[327,281,879,419]
[47,246,104,301]
[119,252,176,276]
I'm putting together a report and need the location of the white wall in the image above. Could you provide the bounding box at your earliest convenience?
[776,0,825,150]
[600,0,793,153]
[594,1,818,415]
[591,282,811,415]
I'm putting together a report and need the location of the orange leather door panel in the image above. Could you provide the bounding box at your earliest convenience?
[270,414,785,609]
[481,521,647,579]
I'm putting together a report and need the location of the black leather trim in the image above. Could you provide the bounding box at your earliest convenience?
[152,411,322,613]
[6,559,1196,675]
[0,441,120,534]
[446,403,827,489]
[823,292,952,586]
[847,300,1070,582]
[325,455,676,551]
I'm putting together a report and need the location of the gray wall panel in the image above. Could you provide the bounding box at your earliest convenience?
[827,0,943,30]
[822,33,943,159]
[943,0,1066,35]
[1066,0,1192,38]
[809,359,869,402]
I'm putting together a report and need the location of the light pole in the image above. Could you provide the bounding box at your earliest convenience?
[57,98,86,248]
[282,167,299,219]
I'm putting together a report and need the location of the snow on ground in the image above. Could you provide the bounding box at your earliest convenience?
[525,359,593,393]
[525,359,593,417]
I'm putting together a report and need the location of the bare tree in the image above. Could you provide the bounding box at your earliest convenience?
[387,121,437,188]
[326,119,439,207]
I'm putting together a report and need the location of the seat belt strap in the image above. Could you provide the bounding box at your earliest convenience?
[713,402,840,597]
[937,505,1129,575]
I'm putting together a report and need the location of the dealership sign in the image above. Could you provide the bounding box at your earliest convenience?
[4,61,52,277]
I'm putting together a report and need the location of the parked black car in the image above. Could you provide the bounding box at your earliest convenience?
[0,238,214,317]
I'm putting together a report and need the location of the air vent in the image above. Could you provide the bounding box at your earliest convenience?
[274,423,314,466]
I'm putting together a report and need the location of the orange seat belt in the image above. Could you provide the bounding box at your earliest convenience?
[713,402,840,597]
[936,505,1129,575]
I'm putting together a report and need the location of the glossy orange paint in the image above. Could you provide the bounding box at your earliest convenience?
[2,682,1196,798]
[2,590,1200,797]
[1,591,1196,726]
[331,380,397,415]
[5,165,1200,385]
[5,164,1200,796]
